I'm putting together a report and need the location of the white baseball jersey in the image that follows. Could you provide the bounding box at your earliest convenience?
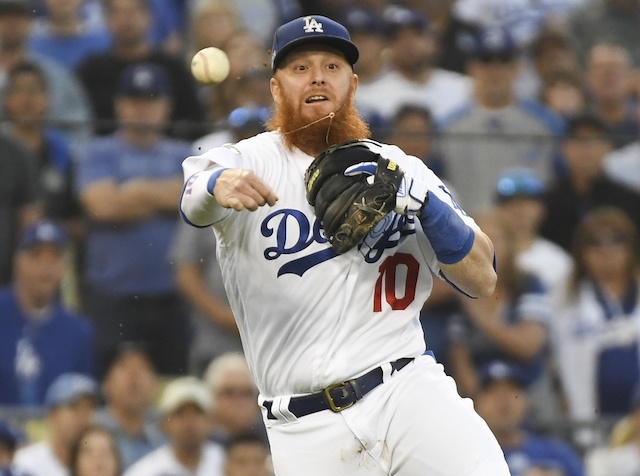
[181,131,478,399]
[13,441,68,476]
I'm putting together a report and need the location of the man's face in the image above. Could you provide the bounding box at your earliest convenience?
[211,371,259,434]
[562,125,612,179]
[115,96,171,132]
[4,71,49,122]
[0,11,31,50]
[15,245,66,306]
[270,45,357,126]
[49,396,97,445]
[164,403,210,452]
[587,44,631,102]
[44,0,83,19]
[474,380,527,435]
[106,0,150,47]
[225,441,270,476]
[103,351,157,412]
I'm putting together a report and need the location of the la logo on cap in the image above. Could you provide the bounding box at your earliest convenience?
[303,16,323,33]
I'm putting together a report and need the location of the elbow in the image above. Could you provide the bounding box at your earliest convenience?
[467,267,497,299]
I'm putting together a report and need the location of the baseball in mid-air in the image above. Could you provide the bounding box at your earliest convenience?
[190,47,230,84]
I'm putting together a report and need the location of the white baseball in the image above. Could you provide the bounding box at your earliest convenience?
[191,47,230,84]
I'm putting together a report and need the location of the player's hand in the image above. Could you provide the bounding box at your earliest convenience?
[213,169,278,211]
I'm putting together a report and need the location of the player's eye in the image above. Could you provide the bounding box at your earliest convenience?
[327,63,338,70]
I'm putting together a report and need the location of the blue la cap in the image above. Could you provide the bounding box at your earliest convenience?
[19,220,68,250]
[45,373,100,409]
[495,168,544,202]
[227,105,272,130]
[117,63,171,98]
[479,360,528,388]
[469,26,518,59]
[271,15,359,71]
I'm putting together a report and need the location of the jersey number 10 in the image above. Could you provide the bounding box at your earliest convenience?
[373,253,419,312]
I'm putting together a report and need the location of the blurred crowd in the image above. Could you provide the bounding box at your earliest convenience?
[2,0,640,475]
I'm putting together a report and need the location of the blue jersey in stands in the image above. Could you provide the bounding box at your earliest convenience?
[0,287,95,406]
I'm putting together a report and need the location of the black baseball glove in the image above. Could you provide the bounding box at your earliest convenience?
[304,140,404,254]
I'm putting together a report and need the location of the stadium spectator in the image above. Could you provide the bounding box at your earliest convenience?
[585,383,640,476]
[523,28,581,100]
[94,342,164,470]
[339,6,388,84]
[75,63,191,376]
[404,0,480,75]
[204,29,268,124]
[170,218,242,376]
[123,376,225,476]
[584,42,638,149]
[13,373,100,476]
[0,0,92,147]
[188,0,240,55]
[474,360,585,476]
[552,207,640,441]
[439,26,563,215]
[69,425,122,476]
[356,5,471,122]
[385,104,445,178]
[0,221,94,406]
[539,70,587,119]
[2,61,83,232]
[76,0,205,140]
[27,0,111,71]
[447,212,550,398]
[540,113,640,252]
[494,168,573,293]
[224,432,271,476]
[567,0,640,67]
[0,131,39,287]
[203,353,266,447]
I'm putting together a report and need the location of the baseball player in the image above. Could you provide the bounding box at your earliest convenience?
[180,15,510,475]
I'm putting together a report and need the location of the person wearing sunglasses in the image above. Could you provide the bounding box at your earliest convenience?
[552,206,640,449]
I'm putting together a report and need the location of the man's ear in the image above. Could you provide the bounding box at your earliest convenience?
[270,77,280,103]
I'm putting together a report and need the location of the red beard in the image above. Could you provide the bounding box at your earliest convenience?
[266,83,370,157]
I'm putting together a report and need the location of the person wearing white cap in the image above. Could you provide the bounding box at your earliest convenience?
[13,372,100,476]
[123,376,225,476]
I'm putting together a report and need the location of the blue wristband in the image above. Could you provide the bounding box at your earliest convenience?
[206,168,227,195]
[418,193,475,264]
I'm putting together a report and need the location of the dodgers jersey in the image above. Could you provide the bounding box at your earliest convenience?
[181,131,479,398]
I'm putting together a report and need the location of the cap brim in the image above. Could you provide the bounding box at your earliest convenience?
[273,36,359,71]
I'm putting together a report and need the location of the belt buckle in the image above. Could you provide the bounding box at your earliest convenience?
[323,382,354,412]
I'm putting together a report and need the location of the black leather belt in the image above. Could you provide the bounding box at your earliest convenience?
[263,357,414,420]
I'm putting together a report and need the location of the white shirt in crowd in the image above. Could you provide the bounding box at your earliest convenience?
[123,442,225,476]
[13,441,68,476]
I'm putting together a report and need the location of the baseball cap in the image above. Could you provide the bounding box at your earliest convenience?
[45,373,100,409]
[468,27,519,61]
[383,6,430,37]
[271,15,359,71]
[227,105,271,130]
[495,168,544,203]
[0,0,31,15]
[158,376,211,415]
[18,220,68,251]
[117,63,171,98]
[104,341,154,374]
[479,361,528,389]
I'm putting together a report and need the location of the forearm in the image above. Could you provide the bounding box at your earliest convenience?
[418,192,496,297]
[438,231,497,298]
[474,320,546,361]
[180,167,228,226]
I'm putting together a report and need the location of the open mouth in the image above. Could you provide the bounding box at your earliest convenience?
[305,95,329,103]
